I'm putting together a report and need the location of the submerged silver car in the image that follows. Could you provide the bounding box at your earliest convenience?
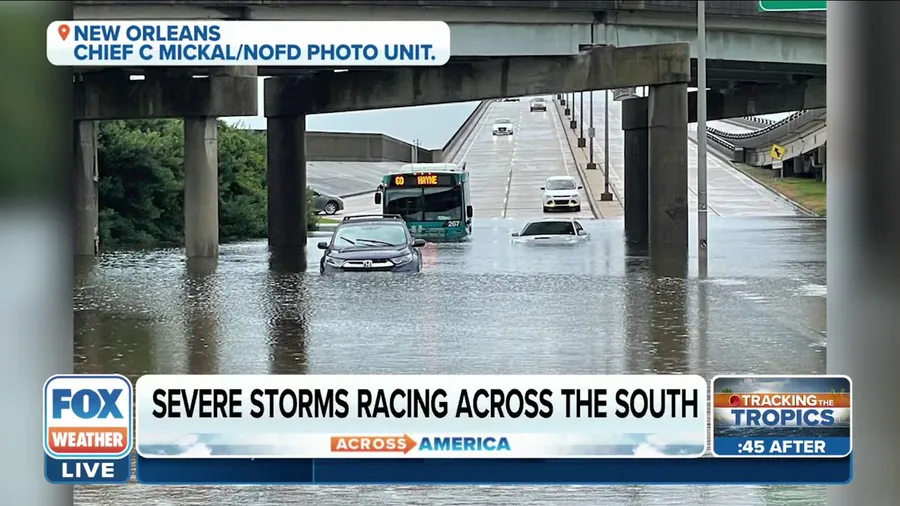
[310,189,345,215]
[511,218,589,244]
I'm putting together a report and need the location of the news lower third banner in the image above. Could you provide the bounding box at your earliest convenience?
[46,21,451,67]
[135,374,708,460]
[43,374,853,485]
[711,375,852,458]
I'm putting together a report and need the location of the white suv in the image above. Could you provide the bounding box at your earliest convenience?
[541,176,583,212]
[492,118,514,136]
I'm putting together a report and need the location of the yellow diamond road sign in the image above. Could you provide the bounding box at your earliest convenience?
[770,144,786,160]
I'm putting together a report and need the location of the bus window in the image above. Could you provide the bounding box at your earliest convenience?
[384,188,423,221]
[423,186,463,221]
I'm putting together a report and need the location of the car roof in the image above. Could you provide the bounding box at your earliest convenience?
[531,97,546,101]
[495,118,512,122]
[528,217,579,223]
[546,175,576,181]
[338,214,408,226]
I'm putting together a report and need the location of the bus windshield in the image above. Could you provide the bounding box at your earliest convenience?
[424,186,462,221]
[383,185,463,222]
[384,188,423,221]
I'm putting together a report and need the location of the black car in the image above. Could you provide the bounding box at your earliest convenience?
[318,215,426,274]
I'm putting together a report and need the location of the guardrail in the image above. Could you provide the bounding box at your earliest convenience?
[440,100,493,163]
[706,109,826,149]
[725,117,773,130]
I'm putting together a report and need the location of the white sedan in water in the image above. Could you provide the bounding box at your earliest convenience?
[511,218,589,244]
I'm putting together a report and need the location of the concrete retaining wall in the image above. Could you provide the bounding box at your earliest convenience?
[439,100,493,163]
[252,129,438,163]
[254,101,492,164]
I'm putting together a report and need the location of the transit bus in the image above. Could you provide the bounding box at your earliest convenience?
[374,162,473,241]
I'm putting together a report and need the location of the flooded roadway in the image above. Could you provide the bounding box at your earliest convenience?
[74,94,826,505]
[74,214,826,505]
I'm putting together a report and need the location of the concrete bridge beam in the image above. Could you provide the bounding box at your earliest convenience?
[648,82,689,278]
[621,98,650,254]
[266,112,309,269]
[265,43,691,116]
[74,120,99,256]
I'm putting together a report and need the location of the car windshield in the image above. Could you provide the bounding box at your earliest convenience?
[532,99,545,103]
[333,223,408,247]
[546,179,577,190]
[521,221,576,236]
[496,119,512,124]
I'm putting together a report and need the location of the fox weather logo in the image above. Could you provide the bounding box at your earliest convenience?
[43,374,133,484]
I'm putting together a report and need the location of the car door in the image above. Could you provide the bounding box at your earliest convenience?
[310,191,325,212]
[573,221,586,237]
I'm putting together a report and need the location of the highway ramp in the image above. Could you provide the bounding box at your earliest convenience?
[448,99,594,220]
[306,161,403,198]
[583,95,803,218]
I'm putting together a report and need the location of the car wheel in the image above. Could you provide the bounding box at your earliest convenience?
[324,201,338,215]
[574,205,581,212]
[543,207,550,213]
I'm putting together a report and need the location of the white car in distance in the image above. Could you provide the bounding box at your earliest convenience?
[541,176,582,212]
[511,218,589,244]
[492,118,514,136]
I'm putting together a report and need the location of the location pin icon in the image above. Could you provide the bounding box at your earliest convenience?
[58,24,70,41]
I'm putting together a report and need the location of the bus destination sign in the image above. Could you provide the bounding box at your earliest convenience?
[389,173,454,188]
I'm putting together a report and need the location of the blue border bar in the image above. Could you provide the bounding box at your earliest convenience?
[137,455,852,485]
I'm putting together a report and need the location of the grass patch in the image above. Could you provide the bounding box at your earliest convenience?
[734,164,826,216]
[318,217,339,224]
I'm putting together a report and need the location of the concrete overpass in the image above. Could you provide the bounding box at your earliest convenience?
[73,1,825,66]
[706,110,827,177]
[69,1,828,277]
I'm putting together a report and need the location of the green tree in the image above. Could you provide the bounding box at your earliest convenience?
[720,388,733,393]
[96,119,319,248]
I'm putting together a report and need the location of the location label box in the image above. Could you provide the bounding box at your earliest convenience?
[711,375,851,458]
[43,374,133,484]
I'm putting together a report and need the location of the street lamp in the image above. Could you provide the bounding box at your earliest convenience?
[578,92,586,147]
[587,90,597,169]
[570,92,577,130]
[600,90,613,201]
[697,1,709,269]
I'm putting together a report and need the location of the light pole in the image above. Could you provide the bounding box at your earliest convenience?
[578,92,586,147]
[411,139,420,163]
[600,90,613,201]
[697,0,709,271]
[570,92,577,129]
[587,90,597,169]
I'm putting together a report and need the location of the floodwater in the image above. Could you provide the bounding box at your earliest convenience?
[74,215,826,505]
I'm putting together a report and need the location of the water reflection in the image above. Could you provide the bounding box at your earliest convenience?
[648,278,688,373]
[184,258,219,374]
[266,273,310,374]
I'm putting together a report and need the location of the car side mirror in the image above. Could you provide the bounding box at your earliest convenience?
[511,232,520,237]
[577,186,583,189]
[412,239,426,247]
[317,241,328,250]
[539,187,545,190]
[374,193,382,205]
[577,230,587,236]
[466,205,473,218]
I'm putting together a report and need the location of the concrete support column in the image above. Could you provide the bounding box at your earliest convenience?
[621,98,650,253]
[74,120,99,256]
[648,83,689,277]
[183,117,219,259]
[266,114,308,267]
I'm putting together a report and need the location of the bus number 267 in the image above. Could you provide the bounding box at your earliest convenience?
[447,221,460,227]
